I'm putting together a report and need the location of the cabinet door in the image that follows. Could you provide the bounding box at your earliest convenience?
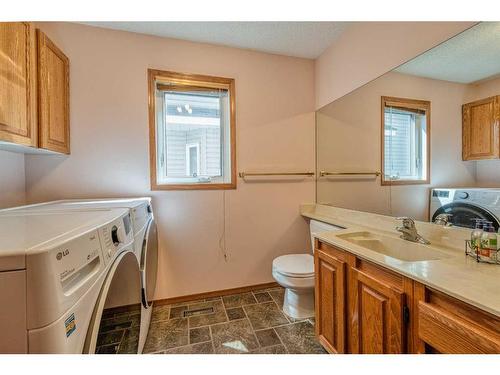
[350,268,406,353]
[314,250,346,353]
[0,22,37,146]
[462,96,499,160]
[37,30,70,154]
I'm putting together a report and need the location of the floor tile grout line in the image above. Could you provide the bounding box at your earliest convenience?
[272,326,289,354]
[239,304,262,349]
[160,339,213,354]
[208,324,216,354]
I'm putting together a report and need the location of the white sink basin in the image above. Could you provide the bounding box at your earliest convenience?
[336,231,452,262]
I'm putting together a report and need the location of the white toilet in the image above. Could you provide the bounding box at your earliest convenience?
[272,220,341,319]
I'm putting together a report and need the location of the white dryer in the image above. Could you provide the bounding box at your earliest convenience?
[0,198,158,354]
[0,208,143,353]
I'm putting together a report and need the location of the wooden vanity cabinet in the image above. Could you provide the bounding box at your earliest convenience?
[414,283,500,354]
[462,96,500,160]
[0,23,70,154]
[349,263,409,353]
[0,22,38,147]
[314,241,347,353]
[315,239,500,354]
[314,240,413,354]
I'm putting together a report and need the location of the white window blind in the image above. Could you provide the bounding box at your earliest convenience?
[384,106,426,181]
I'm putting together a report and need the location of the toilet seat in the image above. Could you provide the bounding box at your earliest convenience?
[272,254,314,278]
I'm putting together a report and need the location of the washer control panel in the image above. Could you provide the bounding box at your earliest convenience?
[53,229,103,289]
[99,213,133,266]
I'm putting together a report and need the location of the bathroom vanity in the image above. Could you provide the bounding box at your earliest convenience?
[303,204,500,354]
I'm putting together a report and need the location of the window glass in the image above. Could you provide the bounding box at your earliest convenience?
[163,91,223,179]
[382,97,429,185]
[149,70,235,190]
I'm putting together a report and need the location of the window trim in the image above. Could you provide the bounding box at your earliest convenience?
[148,69,236,190]
[381,96,431,186]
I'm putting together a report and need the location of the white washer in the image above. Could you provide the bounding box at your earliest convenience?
[0,208,142,353]
[430,188,500,230]
[0,198,158,354]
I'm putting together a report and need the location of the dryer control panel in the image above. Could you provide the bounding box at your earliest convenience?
[131,202,152,234]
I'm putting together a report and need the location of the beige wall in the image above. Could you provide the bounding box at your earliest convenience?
[0,21,477,299]
[317,72,477,221]
[24,23,315,300]
[0,151,25,208]
[315,22,476,110]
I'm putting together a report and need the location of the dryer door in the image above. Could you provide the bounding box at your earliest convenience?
[432,202,500,230]
[141,218,158,309]
[84,250,142,354]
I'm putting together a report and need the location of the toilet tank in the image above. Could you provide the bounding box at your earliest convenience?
[309,220,342,253]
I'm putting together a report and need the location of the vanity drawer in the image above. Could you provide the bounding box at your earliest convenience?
[315,240,347,262]
[415,285,500,353]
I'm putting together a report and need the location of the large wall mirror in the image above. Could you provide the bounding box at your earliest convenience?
[316,22,500,226]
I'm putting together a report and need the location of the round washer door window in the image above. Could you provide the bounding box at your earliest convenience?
[84,250,142,354]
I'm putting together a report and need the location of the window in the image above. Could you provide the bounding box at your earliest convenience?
[381,96,430,185]
[148,69,236,190]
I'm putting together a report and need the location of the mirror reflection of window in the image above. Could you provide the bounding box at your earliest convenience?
[381,97,430,185]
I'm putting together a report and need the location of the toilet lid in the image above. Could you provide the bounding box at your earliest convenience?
[272,254,314,278]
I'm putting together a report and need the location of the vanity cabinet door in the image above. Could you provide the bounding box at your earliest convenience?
[314,248,346,353]
[462,96,500,160]
[37,30,70,154]
[0,22,37,147]
[350,268,406,354]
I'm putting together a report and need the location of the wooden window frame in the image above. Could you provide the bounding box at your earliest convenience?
[381,96,431,186]
[148,69,236,190]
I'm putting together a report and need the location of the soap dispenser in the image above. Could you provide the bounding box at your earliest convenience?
[479,222,497,261]
[470,219,484,251]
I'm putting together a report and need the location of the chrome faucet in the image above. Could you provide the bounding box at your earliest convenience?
[434,213,453,226]
[396,217,430,245]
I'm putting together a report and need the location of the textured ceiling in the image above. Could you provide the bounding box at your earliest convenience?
[83,22,349,59]
[395,22,500,84]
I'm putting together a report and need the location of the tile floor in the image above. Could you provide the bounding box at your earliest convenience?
[96,304,142,354]
[143,286,327,354]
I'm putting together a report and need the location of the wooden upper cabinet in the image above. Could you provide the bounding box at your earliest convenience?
[37,30,70,154]
[314,242,347,353]
[350,267,406,354]
[462,96,500,160]
[0,22,37,146]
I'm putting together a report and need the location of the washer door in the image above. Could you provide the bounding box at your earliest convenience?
[432,202,500,230]
[84,250,142,354]
[141,218,158,309]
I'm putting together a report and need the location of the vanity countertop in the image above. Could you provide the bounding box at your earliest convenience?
[301,203,500,317]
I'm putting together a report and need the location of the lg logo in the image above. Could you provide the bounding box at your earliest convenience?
[56,249,70,260]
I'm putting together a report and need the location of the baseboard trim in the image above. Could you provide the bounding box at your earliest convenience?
[154,281,279,306]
